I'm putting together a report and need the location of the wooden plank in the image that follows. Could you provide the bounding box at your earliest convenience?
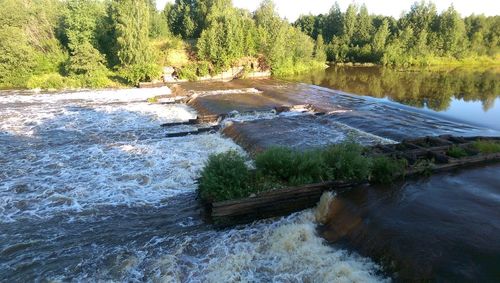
[161,118,198,127]
[211,181,362,219]
[165,125,220,138]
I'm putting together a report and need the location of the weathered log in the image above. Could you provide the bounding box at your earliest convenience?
[211,181,363,225]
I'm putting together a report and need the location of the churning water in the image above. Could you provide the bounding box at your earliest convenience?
[0,88,387,282]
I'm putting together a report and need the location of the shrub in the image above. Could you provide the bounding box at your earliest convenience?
[196,61,211,77]
[473,140,500,154]
[26,73,82,90]
[447,145,468,158]
[370,156,407,184]
[289,150,326,185]
[255,147,297,182]
[323,142,371,182]
[254,147,325,186]
[177,63,198,81]
[198,151,253,202]
[121,63,162,85]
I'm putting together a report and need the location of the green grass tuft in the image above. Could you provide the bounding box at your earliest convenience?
[473,140,500,154]
[447,145,468,158]
[323,142,371,182]
[370,156,407,184]
[254,147,325,186]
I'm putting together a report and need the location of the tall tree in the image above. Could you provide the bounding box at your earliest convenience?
[112,0,154,66]
[436,5,467,56]
[342,4,357,43]
[63,0,106,75]
[354,4,373,45]
[323,2,343,42]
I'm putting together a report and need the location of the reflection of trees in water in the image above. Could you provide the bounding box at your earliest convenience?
[291,66,500,112]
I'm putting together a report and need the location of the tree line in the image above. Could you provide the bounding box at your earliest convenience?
[0,0,498,89]
[0,0,323,89]
[293,1,499,65]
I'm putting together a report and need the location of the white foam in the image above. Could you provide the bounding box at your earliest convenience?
[0,87,171,104]
[149,195,389,283]
[0,94,241,222]
[187,88,262,101]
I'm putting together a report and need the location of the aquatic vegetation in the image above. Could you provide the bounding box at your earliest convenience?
[473,140,500,154]
[370,156,408,184]
[199,141,401,202]
[447,145,468,158]
[254,147,325,186]
[147,96,158,103]
[198,151,254,202]
[323,142,371,182]
[413,158,435,177]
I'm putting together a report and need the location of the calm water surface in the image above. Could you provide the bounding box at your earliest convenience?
[287,66,500,131]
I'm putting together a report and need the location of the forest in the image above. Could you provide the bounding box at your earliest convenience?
[0,0,498,89]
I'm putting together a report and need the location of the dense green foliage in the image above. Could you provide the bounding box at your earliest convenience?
[323,142,371,182]
[473,140,500,154]
[198,142,409,202]
[1,0,498,89]
[254,147,325,186]
[198,151,253,202]
[446,145,468,158]
[293,1,499,66]
[370,157,407,184]
[0,0,163,88]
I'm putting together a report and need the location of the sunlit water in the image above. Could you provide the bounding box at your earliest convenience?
[0,88,387,282]
[286,66,500,131]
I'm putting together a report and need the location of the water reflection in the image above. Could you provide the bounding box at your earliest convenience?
[286,67,500,131]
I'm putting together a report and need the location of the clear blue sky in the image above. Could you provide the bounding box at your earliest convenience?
[157,0,500,21]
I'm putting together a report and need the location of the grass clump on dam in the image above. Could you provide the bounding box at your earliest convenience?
[198,142,408,202]
[473,140,500,154]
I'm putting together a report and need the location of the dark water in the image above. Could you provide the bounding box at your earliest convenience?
[286,66,500,131]
[321,164,500,281]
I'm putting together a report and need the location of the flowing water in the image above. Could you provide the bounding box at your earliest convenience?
[0,88,387,282]
[286,66,500,131]
[1,66,499,282]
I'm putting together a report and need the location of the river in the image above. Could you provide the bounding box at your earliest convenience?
[1,66,499,282]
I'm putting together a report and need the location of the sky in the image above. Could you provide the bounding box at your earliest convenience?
[157,0,500,21]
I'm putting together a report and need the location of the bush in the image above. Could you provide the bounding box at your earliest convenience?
[26,73,81,90]
[121,63,162,85]
[177,63,198,81]
[254,147,325,186]
[370,156,407,184]
[323,142,371,182]
[198,151,253,202]
[473,140,500,154]
[447,145,468,158]
[196,61,211,77]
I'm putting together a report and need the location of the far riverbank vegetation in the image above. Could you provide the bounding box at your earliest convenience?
[0,0,498,90]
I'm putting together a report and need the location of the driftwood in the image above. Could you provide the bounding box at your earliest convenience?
[208,135,500,226]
